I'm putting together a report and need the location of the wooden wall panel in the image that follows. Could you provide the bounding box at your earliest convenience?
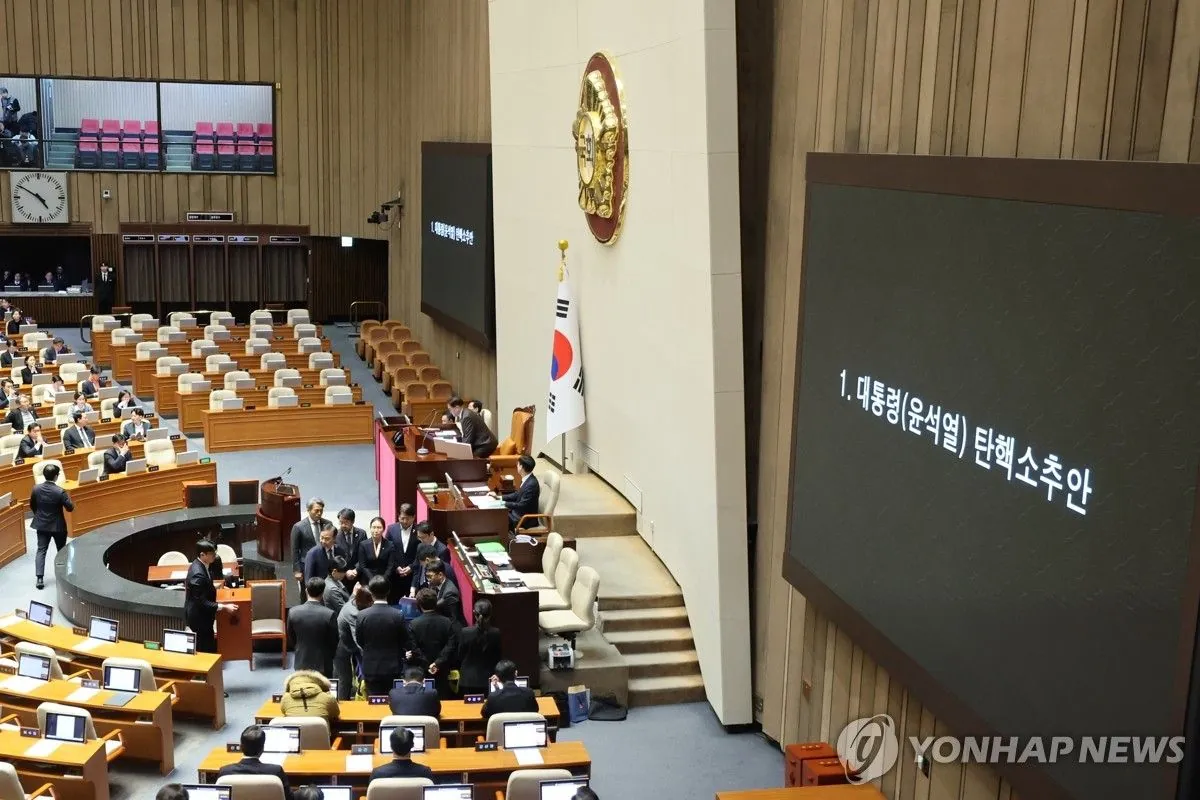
[745,1,1200,798]
[309,236,388,323]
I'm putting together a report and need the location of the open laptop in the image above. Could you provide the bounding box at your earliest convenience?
[327,391,352,405]
[119,406,139,419]
[378,724,426,754]
[539,778,590,800]
[56,353,80,364]
[17,652,51,682]
[322,372,346,386]
[88,616,119,642]
[53,391,75,404]
[313,788,353,800]
[27,600,52,625]
[42,442,64,458]
[102,664,142,706]
[180,787,231,800]
[77,467,99,484]
[502,720,547,750]
[176,450,200,465]
[31,374,51,386]
[146,427,169,441]
[423,787,473,800]
[490,677,529,694]
[125,458,147,475]
[272,394,299,408]
[44,710,87,743]
[162,629,196,655]
[220,398,244,411]
[260,725,301,765]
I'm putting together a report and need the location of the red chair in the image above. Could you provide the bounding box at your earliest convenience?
[195,121,214,139]
[101,119,120,137]
[236,122,255,140]
[215,122,235,142]
[101,136,120,169]
[80,118,101,136]
[255,122,273,141]
[122,120,142,138]
[143,121,160,169]
[236,141,257,170]
[216,142,236,170]
[258,140,274,171]
[193,140,215,170]
[76,137,99,168]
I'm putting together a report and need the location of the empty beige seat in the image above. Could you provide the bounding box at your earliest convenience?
[250,324,273,340]
[319,368,345,386]
[501,768,574,800]
[260,352,285,371]
[206,353,234,372]
[91,314,117,332]
[538,565,600,648]
[204,324,230,340]
[325,385,352,405]
[519,532,564,589]
[129,313,156,332]
[178,373,206,394]
[538,471,561,518]
[293,322,317,339]
[250,309,273,325]
[13,642,70,681]
[0,433,22,458]
[209,389,237,410]
[224,370,253,390]
[210,311,235,327]
[215,775,285,800]
[308,351,335,370]
[158,550,188,566]
[484,712,548,742]
[156,325,182,344]
[0,759,54,798]
[267,716,335,750]
[59,363,88,385]
[364,778,432,800]
[52,402,74,424]
[296,336,322,354]
[135,341,164,360]
[155,355,184,376]
[168,311,196,327]
[33,460,65,486]
[111,327,137,345]
[267,387,296,408]
[537,547,579,611]
[273,368,301,388]
[379,715,440,749]
[23,332,48,350]
[99,657,160,693]
[245,337,270,355]
[286,308,310,325]
[191,338,219,357]
[217,543,238,563]
[87,450,107,470]
[144,439,176,467]
[99,398,118,417]
[31,384,53,404]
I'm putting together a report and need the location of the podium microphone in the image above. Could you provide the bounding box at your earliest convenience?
[276,467,292,484]
[416,409,442,455]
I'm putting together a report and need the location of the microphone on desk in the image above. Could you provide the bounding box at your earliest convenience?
[416,409,441,455]
[276,466,292,485]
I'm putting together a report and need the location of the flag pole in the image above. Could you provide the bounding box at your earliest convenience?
[557,240,569,471]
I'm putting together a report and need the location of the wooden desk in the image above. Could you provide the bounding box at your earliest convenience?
[252,696,561,745]
[216,586,253,663]
[202,404,374,452]
[178,384,364,433]
[0,728,109,800]
[0,500,26,569]
[146,562,239,583]
[63,460,218,536]
[716,788,885,800]
[375,419,489,524]
[7,414,160,448]
[119,339,336,384]
[0,616,225,728]
[0,674,175,774]
[0,438,185,505]
[420,484,509,543]
[130,345,339,396]
[153,366,348,416]
[196,741,591,799]
[95,323,322,368]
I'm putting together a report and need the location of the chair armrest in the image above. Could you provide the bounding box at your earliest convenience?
[331,736,343,750]
[0,713,19,726]
[515,514,552,532]
[155,679,178,696]
[100,729,123,744]
[27,782,56,798]
[440,736,448,749]
[495,791,505,800]
[66,668,93,681]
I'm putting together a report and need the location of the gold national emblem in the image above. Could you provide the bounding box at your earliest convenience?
[573,52,628,245]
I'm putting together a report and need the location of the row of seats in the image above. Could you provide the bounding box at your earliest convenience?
[358,319,458,412]
[175,366,347,391]
[76,118,160,170]
[519,531,600,648]
[194,121,275,171]
[92,309,312,335]
[139,343,332,367]
[132,322,320,345]
[206,385,353,409]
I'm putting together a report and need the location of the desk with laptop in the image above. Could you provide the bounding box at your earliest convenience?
[62,456,217,535]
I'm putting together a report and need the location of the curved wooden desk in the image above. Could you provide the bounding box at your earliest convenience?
[122,339,336,386]
[131,345,338,395]
[0,728,108,800]
[62,459,218,535]
[178,384,364,433]
[0,500,25,569]
[0,438,185,503]
[154,366,347,415]
[201,404,374,452]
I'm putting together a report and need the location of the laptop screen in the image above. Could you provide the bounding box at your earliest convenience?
[314,788,353,800]
[327,678,338,696]
[491,676,529,693]
[17,653,51,681]
[502,720,547,749]
[162,629,196,655]
[423,786,473,800]
[379,725,426,754]
[262,725,301,753]
[181,787,232,800]
[539,778,590,800]
[44,711,87,743]
[27,600,52,625]
[88,616,118,642]
[103,665,141,693]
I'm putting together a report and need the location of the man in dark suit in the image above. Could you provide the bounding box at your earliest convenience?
[409,524,453,595]
[62,411,96,451]
[95,262,116,315]
[40,337,69,364]
[356,524,396,587]
[303,525,344,584]
[216,725,294,800]
[425,560,463,627]
[6,394,35,438]
[493,455,541,530]
[290,497,328,592]
[448,395,497,458]
[287,577,338,676]
[79,366,103,397]
[103,434,130,474]
[407,588,457,694]
[480,659,538,720]
[369,727,435,782]
[183,540,236,653]
[388,665,442,717]
[0,341,18,368]
[334,508,368,584]
[121,407,151,441]
[29,463,72,590]
[385,503,419,599]
[356,576,410,696]
[18,422,44,460]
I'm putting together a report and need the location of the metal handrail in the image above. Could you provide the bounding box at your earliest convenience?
[79,314,94,346]
[349,300,385,336]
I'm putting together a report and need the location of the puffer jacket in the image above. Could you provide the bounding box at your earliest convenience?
[279,669,340,722]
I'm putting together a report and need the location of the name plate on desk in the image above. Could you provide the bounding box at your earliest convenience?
[226,743,242,753]
[200,457,212,464]
[0,665,14,675]
[367,695,388,705]
[14,609,27,619]
[148,465,160,472]
[71,626,87,636]
[351,744,373,755]
[143,640,160,650]
[271,693,283,703]
[99,474,109,481]
[81,679,100,689]
[170,434,181,440]
[463,694,484,704]
[476,741,499,751]
[19,727,39,738]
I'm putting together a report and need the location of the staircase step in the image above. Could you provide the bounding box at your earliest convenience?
[597,593,684,612]
[627,674,706,707]
[623,649,700,679]
[601,605,689,633]
[604,626,693,655]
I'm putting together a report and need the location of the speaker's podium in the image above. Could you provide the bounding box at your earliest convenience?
[257,478,300,562]
[216,586,253,662]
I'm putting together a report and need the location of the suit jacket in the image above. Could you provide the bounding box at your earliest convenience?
[121,419,150,440]
[408,612,457,670]
[79,378,99,397]
[61,425,95,450]
[388,682,442,717]
[456,624,504,691]
[0,351,16,368]
[385,523,420,591]
[287,600,337,675]
[19,367,38,385]
[369,758,435,782]
[290,517,328,574]
[96,272,115,303]
[303,544,346,584]
[356,602,409,680]
[17,435,42,459]
[42,347,66,363]
[183,558,217,627]
[6,407,35,435]
[216,758,294,800]
[433,579,463,627]
[335,525,369,572]
[481,682,539,719]
[103,446,129,475]
[503,474,541,528]
[459,407,498,458]
[412,540,452,592]
[323,578,349,614]
[355,538,396,585]
[29,481,72,533]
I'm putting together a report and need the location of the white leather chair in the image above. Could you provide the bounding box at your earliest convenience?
[273,368,301,388]
[129,313,156,332]
[250,324,273,340]
[249,309,273,326]
[267,387,296,408]
[0,433,21,459]
[91,314,117,333]
[155,355,183,376]
[286,308,310,325]
[191,338,219,357]
[267,715,337,750]
[482,407,494,433]
[538,471,561,519]
[293,323,317,339]
[111,327,137,346]
[99,657,160,693]
[170,311,196,327]
[99,398,118,417]
[324,386,352,405]
[538,565,600,649]
[204,324,229,341]
[13,642,71,680]
[296,336,321,354]
[157,550,188,566]
[210,311,235,328]
[134,341,162,361]
[209,389,237,410]
[59,363,88,385]
[0,760,54,798]
[206,353,234,372]
[379,715,441,750]
[484,712,548,743]
[216,543,238,564]
[364,779,432,800]
[319,368,345,386]
[144,439,176,467]
[23,332,48,350]
[52,402,74,424]
[36,702,124,762]
[215,775,285,800]
[31,384,53,404]
[224,370,252,391]
[537,547,579,611]
[245,337,270,355]
[178,373,206,394]
[518,532,563,590]
[155,325,181,344]
[33,459,65,486]
[260,352,285,371]
[502,769,574,800]
[87,450,107,470]
[308,351,334,370]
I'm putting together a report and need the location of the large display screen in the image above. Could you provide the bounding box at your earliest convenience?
[420,142,494,347]
[786,170,1200,799]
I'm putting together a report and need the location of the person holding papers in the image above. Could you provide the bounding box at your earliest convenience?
[216,725,294,800]
[447,395,497,457]
[29,462,72,590]
[121,407,151,441]
[491,454,540,530]
[62,410,95,450]
[480,659,538,719]
[369,727,435,782]
[18,422,44,459]
[104,434,131,474]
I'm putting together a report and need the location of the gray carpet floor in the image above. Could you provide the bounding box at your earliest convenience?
[0,321,783,799]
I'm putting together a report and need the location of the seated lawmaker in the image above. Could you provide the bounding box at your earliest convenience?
[40,337,69,364]
[447,395,497,457]
[216,725,294,800]
[388,665,441,717]
[70,392,91,415]
[0,379,18,410]
[369,726,434,782]
[114,389,138,412]
[480,659,538,720]
[5,394,35,434]
[492,454,540,530]
[18,422,43,459]
[122,407,151,441]
[104,434,131,474]
[0,340,17,368]
[61,410,96,450]
[5,309,23,336]
[79,366,103,397]
[19,355,40,386]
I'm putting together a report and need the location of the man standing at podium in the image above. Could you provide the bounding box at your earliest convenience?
[185,540,238,654]
[447,396,497,458]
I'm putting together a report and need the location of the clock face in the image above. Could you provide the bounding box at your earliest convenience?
[10,171,69,224]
